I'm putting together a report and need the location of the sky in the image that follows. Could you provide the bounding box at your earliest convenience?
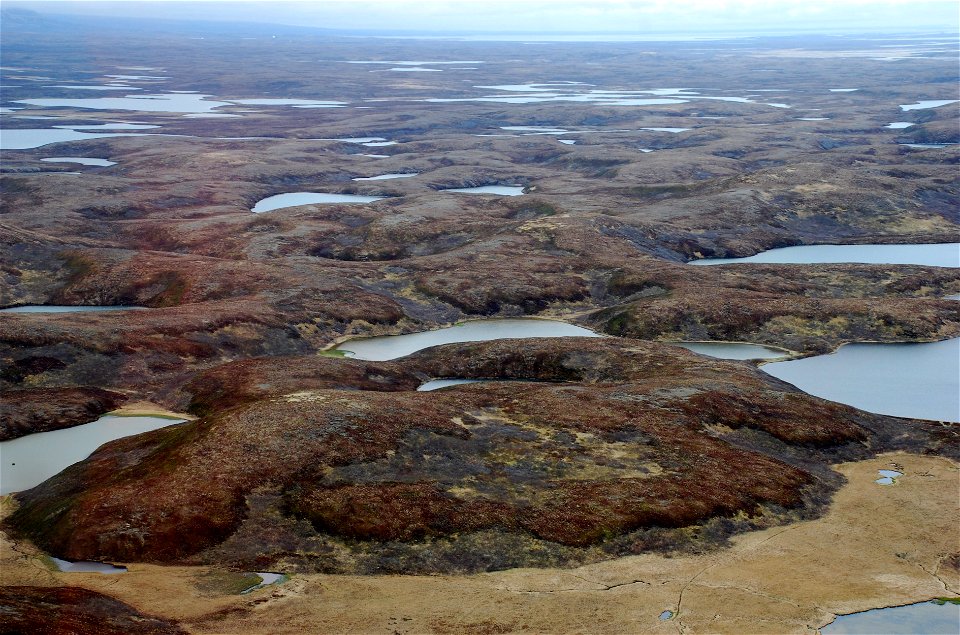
[7,0,960,34]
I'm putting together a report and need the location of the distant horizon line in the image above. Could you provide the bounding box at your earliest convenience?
[2,5,958,39]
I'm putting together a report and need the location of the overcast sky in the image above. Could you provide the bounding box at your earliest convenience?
[8,0,960,33]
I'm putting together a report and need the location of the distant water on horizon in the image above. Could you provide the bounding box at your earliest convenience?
[357,29,958,42]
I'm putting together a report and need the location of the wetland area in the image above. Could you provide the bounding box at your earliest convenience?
[0,5,958,635]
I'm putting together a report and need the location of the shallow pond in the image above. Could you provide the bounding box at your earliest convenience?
[441,185,525,196]
[0,305,143,313]
[41,157,116,166]
[762,338,959,422]
[885,122,915,129]
[333,318,600,361]
[671,342,788,360]
[51,558,127,574]
[0,415,185,495]
[241,572,286,593]
[690,243,960,267]
[821,600,959,634]
[252,192,388,212]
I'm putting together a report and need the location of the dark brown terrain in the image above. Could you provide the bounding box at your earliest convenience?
[0,10,958,634]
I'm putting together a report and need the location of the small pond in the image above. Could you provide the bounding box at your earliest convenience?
[0,415,186,495]
[441,185,525,196]
[762,338,959,422]
[252,192,388,213]
[875,469,902,485]
[821,600,959,634]
[690,243,960,267]
[671,342,789,360]
[1,305,144,313]
[333,318,600,361]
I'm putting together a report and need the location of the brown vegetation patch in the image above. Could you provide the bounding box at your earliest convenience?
[0,586,185,635]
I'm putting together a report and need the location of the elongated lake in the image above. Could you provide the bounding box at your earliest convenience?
[418,379,485,391]
[252,192,388,213]
[333,318,600,361]
[41,157,116,166]
[690,243,960,267]
[441,185,525,196]
[0,415,185,495]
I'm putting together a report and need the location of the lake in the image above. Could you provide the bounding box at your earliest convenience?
[0,128,141,150]
[41,157,116,166]
[15,93,232,113]
[899,99,959,111]
[252,192,388,213]
[0,415,185,495]
[762,338,960,422]
[690,243,960,267]
[333,318,600,361]
[822,600,959,634]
